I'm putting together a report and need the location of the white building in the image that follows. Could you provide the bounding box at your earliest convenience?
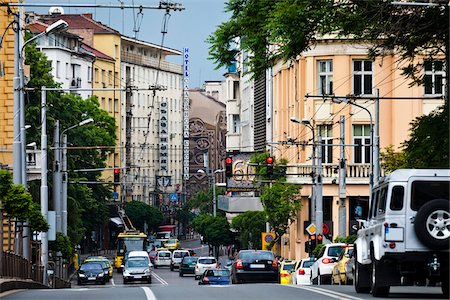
[120,36,183,205]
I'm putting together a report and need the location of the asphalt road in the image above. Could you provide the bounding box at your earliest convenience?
[2,239,446,300]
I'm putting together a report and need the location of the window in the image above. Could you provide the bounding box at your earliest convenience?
[318,125,333,163]
[390,186,404,211]
[65,63,69,79]
[233,81,240,99]
[411,181,449,211]
[56,61,61,78]
[424,60,445,95]
[353,124,371,163]
[318,60,333,95]
[232,114,240,133]
[353,60,373,95]
[94,68,99,83]
[87,66,92,82]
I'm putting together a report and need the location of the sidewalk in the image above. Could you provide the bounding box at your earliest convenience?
[0,277,48,294]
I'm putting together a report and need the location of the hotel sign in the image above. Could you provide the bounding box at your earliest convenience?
[183,47,190,180]
[159,101,168,171]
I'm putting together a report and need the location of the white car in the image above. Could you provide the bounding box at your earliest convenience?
[310,243,347,285]
[291,258,314,285]
[194,256,217,280]
[170,250,190,271]
[153,250,172,268]
[122,251,153,284]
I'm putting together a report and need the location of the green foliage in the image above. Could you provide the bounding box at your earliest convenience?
[208,0,448,88]
[312,243,325,257]
[260,181,301,248]
[192,214,232,247]
[49,232,73,259]
[249,152,287,181]
[380,145,407,173]
[333,234,357,244]
[0,170,48,232]
[125,201,163,233]
[231,211,267,249]
[402,102,449,168]
[188,186,226,216]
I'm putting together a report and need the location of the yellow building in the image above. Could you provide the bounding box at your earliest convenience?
[272,39,445,260]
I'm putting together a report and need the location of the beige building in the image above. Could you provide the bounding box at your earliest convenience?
[272,39,445,260]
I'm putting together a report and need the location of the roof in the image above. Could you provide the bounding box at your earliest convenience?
[121,35,182,56]
[27,20,82,40]
[81,42,115,61]
[37,13,120,35]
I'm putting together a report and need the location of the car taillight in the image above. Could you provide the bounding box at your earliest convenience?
[322,258,332,264]
[281,273,290,277]
[389,242,396,249]
[203,277,209,283]
[298,269,305,275]
[272,260,278,269]
[235,260,243,269]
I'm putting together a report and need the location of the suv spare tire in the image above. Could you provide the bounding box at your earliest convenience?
[414,199,449,250]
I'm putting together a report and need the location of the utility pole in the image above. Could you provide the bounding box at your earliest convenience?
[124,67,132,203]
[62,134,68,235]
[41,88,49,285]
[316,136,323,236]
[338,116,347,237]
[374,89,380,184]
[53,120,62,233]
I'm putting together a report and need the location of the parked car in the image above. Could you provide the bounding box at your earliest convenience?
[344,251,355,285]
[194,256,217,280]
[230,250,279,284]
[153,250,172,268]
[83,257,111,281]
[198,269,231,285]
[310,243,347,285]
[164,238,181,251]
[77,262,106,285]
[179,256,198,277]
[279,260,297,284]
[331,245,353,285]
[291,258,315,285]
[122,250,153,284]
[171,249,190,271]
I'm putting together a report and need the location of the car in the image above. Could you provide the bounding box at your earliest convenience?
[153,250,172,268]
[171,249,190,271]
[194,256,217,280]
[230,250,279,284]
[279,260,297,284]
[164,238,181,251]
[291,258,315,285]
[179,256,198,277]
[77,262,106,285]
[122,251,153,284]
[331,245,353,285]
[344,251,354,285]
[354,169,449,298]
[198,269,231,285]
[84,256,113,279]
[310,243,347,285]
[218,258,233,271]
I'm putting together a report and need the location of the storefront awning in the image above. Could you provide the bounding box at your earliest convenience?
[158,224,176,231]
[110,217,123,226]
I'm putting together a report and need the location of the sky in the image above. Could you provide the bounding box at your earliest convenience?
[24,0,231,88]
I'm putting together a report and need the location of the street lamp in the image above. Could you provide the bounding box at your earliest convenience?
[197,169,224,217]
[290,117,317,230]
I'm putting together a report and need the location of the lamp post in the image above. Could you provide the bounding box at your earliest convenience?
[290,117,317,230]
[197,169,224,217]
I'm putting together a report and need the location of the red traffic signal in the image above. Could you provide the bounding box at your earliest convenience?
[265,156,274,164]
[114,168,120,184]
[225,157,233,177]
[266,156,274,176]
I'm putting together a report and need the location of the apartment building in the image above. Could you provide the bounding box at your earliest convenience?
[272,39,445,260]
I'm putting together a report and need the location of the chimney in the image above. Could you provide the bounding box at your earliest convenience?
[82,13,93,19]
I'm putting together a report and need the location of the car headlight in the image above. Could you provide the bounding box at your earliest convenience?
[78,273,85,277]
[123,270,130,276]
[98,273,104,277]
[144,268,150,274]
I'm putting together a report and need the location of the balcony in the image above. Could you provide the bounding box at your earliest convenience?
[70,77,81,88]
[121,52,182,74]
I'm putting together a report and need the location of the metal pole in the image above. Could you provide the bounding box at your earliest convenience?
[62,134,68,236]
[316,136,323,236]
[13,13,21,185]
[53,120,62,233]
[212,174,216,217]
[311,126,316,227]
[338,116,347,237]
[374,89,380,184]
[41,88,49,285]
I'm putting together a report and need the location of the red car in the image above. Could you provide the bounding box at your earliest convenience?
[148,250,157,263]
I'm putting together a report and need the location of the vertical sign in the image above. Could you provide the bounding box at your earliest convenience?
[183,48,190,180]
[159,101,168,171]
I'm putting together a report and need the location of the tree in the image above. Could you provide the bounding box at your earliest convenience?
[231,211,266,249]
[24,35,116,247]
[380,145,407,173]
[125,201,163,233]
[0,169,48,232]
[192,214,232,257]
[208,0,448,93]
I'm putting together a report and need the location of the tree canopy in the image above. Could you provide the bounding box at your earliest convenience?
[208,0,449,88]
[125,200,163,233]
[231,210,266,249]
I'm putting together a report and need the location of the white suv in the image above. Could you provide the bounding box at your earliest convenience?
[354,169,449,298]
[310,243,347,285]
[194,256,217,280]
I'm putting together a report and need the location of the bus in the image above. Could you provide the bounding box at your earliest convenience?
[114,231,148,271]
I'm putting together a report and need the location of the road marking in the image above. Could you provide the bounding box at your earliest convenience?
[290,285,365,300]
[111,278,115,286]
[152,272,168,285]
[141,287,157,300]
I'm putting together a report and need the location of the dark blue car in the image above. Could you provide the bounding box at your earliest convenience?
[198,269,231,285]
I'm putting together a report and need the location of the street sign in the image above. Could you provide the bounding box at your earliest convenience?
[306,223,317,235]
[111,192,119,200]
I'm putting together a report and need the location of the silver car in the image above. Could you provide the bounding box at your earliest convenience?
[122,255,152,284]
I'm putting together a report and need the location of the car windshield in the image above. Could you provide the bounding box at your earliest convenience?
[328,246,346,257]
[183,257,198,263]
[126,258,148,268]
[282,263,296,271]
[167,239,177,244]
[302,260,314,268]
[199,258,216,264]
[239,251,274,260]
[159,252,171,258]
[210,269,230,277]
[80,263,102,271]
[173,252,188,258]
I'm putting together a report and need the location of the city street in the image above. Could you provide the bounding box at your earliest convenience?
[2,239,446,300]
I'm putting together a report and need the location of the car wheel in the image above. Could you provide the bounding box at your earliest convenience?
[371,258,390,297]
[311,273,318,285]
[101,279,106,285]
[123,278,128,284]
[170,265,174,271]
[77,279,82,285]
[354,248,371,293]
[179,271,183,277]
[195,275,199,280]
[414,199,450,250]
[148,277,152,284]
[154,265,158,269]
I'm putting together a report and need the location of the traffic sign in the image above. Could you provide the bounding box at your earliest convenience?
[306,223,316,235]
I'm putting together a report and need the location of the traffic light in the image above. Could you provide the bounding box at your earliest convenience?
[317,234,323,244]
[266,156,274,176]
[114,168,120,184]
[309,234,316,253]
[225,157,233,177]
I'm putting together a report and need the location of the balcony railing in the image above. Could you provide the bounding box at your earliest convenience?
[121,52,182,74]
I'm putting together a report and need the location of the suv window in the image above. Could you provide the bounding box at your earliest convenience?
[411,181,449,211]
[377,187,388,215]
[327,246,345,257]
[390,185,404,210]
[370,190,379,218]
[199,258,216,264]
